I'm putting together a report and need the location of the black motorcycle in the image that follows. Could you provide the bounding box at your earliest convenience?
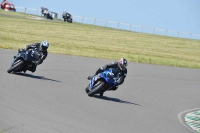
[7,49,41,73]
[41,7,53,20]
[46,11,53,20]
[62,13,73,23]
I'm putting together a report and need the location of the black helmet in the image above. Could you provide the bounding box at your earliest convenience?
[118,58,128,70]
[40,40,49,51]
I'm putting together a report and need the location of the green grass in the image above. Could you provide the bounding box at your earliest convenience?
[1,10,200,69]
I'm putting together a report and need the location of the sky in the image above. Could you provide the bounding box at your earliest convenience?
[6,0,200,38]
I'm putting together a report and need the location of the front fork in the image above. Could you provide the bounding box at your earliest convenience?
[89,74,101,91]
[10,55,19,67]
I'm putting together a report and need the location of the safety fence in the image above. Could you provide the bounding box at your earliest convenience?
[15,6,200,40]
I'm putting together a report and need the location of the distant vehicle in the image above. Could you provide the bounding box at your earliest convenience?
[1,1,16,12]
[41,7,53,20]
[62,12,73,23]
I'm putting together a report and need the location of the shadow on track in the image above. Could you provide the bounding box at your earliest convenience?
[12,72,61,83]
[93,95,141,106]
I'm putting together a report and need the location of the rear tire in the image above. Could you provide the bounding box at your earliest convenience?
[88,81,106,97]
[7,59,24,73]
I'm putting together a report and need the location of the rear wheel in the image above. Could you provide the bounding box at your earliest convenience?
[7,59,24,73]
[88,81,106,97]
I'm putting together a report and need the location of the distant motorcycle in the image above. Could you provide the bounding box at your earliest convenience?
[1,2,16,12]
[85,68,119,97]
[7,49,41,73]
[41,7,53,20]
[62,13,73,23]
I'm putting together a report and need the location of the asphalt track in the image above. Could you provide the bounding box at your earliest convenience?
[0,48,200,133]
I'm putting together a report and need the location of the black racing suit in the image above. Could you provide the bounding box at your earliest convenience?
[62,11,67,18]
[19,43,48,72]
[94,61,127,91]
[62,11,70,19]
[41,7,48,14]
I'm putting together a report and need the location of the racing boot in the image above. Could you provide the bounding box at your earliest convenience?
[99,92,104,97]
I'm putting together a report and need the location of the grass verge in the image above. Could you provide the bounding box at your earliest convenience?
[0,10,200,69]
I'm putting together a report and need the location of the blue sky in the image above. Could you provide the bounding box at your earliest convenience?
[7,0,200,37]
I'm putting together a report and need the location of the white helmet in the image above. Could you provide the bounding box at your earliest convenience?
[40,40,49,51]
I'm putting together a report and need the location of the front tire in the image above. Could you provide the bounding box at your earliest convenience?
[85,86,89,93]
[88,81,106,97]
[7,59,24,73]
[67,18,72,23]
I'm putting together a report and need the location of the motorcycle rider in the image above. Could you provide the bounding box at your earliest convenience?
[18,40,49,73]
[62,10,70,19]
[41,6,48,15]
[62,10,67,17]
[86,58,128,95]
[1,0,8,8]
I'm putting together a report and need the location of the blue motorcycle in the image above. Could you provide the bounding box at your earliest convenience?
[86,68,119,97]
[7,49,41,73]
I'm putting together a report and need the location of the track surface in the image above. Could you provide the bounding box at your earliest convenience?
[0,48,200,133]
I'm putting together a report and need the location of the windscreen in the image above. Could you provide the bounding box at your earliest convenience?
[107,68,119,83]
[25,49,40,61]
[31,49,40,59]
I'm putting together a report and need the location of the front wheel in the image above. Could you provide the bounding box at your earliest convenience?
[67,18,72,23]
[85,85,89,93]
[88,81,106,97]
[7,59,24,73]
